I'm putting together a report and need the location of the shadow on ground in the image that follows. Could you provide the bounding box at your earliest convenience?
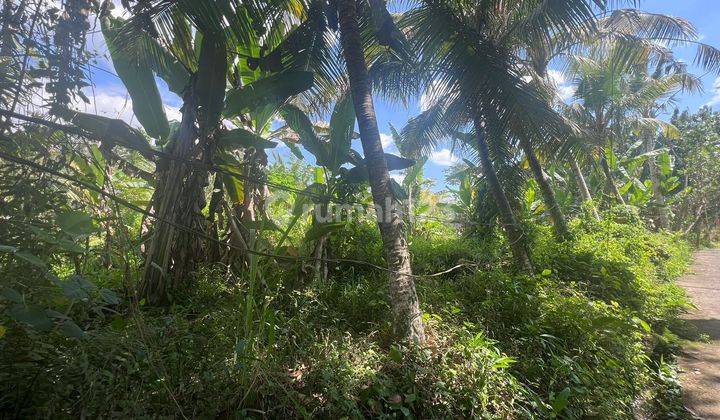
[685,319,720,340]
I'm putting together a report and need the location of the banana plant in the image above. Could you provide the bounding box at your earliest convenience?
[606,138,680,208]
[54,1,321,304]
[270,94,416,281]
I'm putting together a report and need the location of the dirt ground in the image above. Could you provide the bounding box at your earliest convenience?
[678,249,720,419]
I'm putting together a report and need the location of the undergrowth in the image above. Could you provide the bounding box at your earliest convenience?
[0,209,693,418]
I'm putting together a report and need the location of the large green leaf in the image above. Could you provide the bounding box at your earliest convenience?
[56,108,155,157]
[217,128,277,150]
[14,251,47,268]
[112,14,191,95]
[196,33,228,135]
[60,320,86,340]
[216,154,245,206]
[604,146,618,170]
[344,165,369,184]
[328,93,355,170]
[279,104,329,165]
[222,173,244,205]
[403,156,427,187]
[143,35,191,97]
[225,71,314,118]
[57,211,96,237]
[368,0,409,56]
[0,287,23,303]
[100,288,121,305]
[657,151,674,177]
[384,153,416,171]
[9,305,52,331]
[101,15,169,140]
[344,153,415,184]
[388,178,408,200]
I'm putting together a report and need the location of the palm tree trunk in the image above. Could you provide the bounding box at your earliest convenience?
[139,95,209,305]
[570,158,600,220]
[599,155,626,205]
[338,0,424,343]
[474,119,534,272]
[518,137,569,239]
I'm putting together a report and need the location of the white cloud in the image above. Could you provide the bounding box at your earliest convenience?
[73,88,136,124]
[556,85,576,102]
[72,86,183,130]
[429,148,459,166]
[164,105,182,122]
[705,76,720,107]
[380,132,397,152]
[389,173,405,184]
[547,69,576,102]
[419,92,430,112]
[109,0,130,18]
[547,69,564,84]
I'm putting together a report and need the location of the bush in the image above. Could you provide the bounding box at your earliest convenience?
[0,213,693,418]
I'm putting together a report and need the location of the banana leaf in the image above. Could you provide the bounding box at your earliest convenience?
[225,71,314,118]
[101,15,169,140]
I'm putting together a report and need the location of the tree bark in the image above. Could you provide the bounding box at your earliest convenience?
[474,119,534,272]
[338,0,425,343]
[139,94,209,305]
[599,154,626,205]
[570,157,600,220]
[518,137,570,239]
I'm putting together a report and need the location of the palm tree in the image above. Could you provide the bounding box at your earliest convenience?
[399,0,608,269]
[336,0,425,343]
[552,8,720,213]
[565,45,705,211]
[632,66,701,228]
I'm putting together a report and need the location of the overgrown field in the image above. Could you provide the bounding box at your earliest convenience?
[3,0,720,417]
[1,209,694,418]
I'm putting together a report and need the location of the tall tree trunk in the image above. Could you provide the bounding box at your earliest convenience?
[570,157,600,220]
[139,95,209,305]
[475,119,534,272]
[643,132,669,229]
[518,137,570,239]
[338,0,424,343]
[599,154,626,205]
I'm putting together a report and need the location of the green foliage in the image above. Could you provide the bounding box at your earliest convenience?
[1,0,715,417]
[225,72,315,118]
[101,14,170,140]
[196,33,228,134]
[1,210,694,417]
[217,128,278,150]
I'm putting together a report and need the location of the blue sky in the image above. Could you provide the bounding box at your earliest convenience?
[80,0,720,192]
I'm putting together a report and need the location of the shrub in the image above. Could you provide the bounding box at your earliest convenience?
[0,214,693,418]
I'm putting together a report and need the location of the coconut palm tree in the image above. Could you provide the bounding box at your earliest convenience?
[335,0,425,342]
[397,0,611,269]
[546,8,720,214]
[564,44,704,210]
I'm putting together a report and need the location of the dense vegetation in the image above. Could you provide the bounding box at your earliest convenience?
[1,0,719,417]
